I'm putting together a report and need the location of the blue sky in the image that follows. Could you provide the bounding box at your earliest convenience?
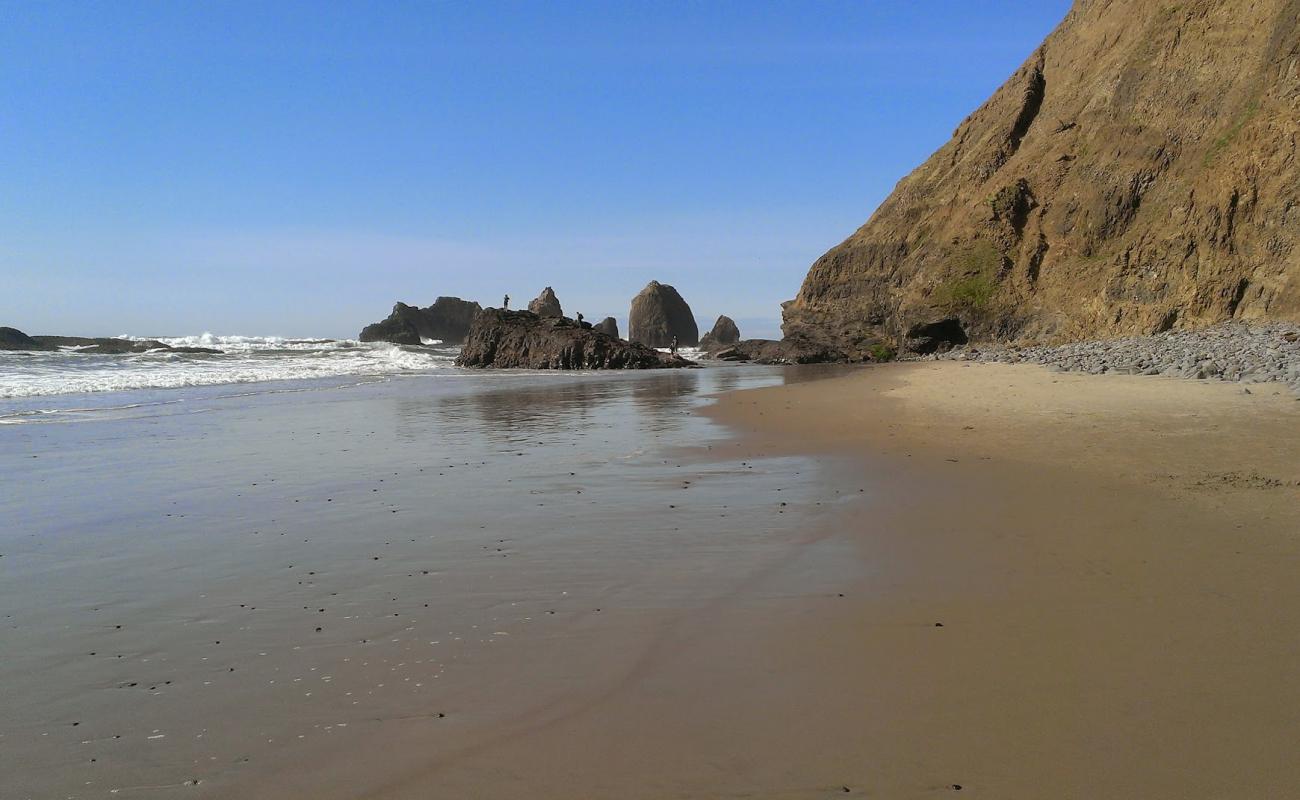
[0,1,1071,339]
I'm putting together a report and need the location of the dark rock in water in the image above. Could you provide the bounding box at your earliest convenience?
[628,281,698,347]
[0,327,52,351]
[24,335,222,354]
[594,317,619,338]
[700,315,741,349]
[456,309,693,369]
[711,338,843,365]
[359,302,429,345]
[359,297,482,345]
[527,287,563,318]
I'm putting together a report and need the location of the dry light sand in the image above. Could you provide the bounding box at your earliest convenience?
[367,361,1300,799]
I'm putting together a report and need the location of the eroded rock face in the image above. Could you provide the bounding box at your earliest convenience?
[359,297,482,345]
[594,317,620,338]
[699,315,741,349]
[628,281,698,347]
[456,309,693,369]
[783,0,1300,357]
[527,287,564,318]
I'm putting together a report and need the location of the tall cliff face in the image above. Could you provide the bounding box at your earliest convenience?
[784,0,1300,356]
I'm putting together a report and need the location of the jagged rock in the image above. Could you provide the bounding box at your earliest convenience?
[699,315,741,349]
[783,1,1300,357]
[0,327,52,351]
[359,297,482,345]
[527,287,564,318]
[594,317,620,338]
[628,281,698,347]
[456,309,693,369]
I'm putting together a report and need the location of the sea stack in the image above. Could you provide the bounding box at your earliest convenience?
[781,0,1300,358]
[700,315,741,349]
[527,287,564,318]
[359,297,482,345]
[628,281,699,347]
[594,317,620,338]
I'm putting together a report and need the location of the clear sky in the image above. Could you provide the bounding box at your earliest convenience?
[1,1,1072,339]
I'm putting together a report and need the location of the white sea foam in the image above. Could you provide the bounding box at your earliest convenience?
[0,335,459,399]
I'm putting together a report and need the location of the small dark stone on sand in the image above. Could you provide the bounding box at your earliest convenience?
[935,622,944,627]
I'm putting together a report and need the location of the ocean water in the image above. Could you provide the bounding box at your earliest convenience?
[0,335,716,426]
[0,335,460,412]
[0,357,862,799]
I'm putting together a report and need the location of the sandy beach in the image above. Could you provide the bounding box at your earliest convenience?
[4,361,1298,799]
[366,361,1300,798]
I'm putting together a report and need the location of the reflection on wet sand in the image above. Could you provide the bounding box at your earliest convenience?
[0,363,835,800]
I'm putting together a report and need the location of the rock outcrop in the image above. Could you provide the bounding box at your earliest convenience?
[527,287,564,318]
[699,315,741,349]
[783,0,1300,357]
[628,281,699,347]
[456,309,693,369]
[0,327,50,350]
[359,297,482,345]
[594,317,620,338]
[710,339,847,365]
[0,330,222,354]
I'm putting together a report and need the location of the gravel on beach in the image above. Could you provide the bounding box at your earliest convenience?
[928,322,1300,394]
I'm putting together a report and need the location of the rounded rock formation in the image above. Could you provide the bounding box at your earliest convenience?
[0,327,49,351]
[628,281,698,347]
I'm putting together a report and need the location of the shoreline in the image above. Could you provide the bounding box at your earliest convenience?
[6,361,1299,798]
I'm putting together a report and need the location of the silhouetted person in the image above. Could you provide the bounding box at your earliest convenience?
[503,294,510,309]
[671,336,678,355]
[576,312,584,325]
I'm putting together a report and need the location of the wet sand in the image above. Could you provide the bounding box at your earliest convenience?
[0,367,853,799]
[5,362,1299,798]
[367,362,1300,798]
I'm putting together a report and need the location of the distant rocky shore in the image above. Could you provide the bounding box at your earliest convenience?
[0,327,222,354]
[932,322,1300,394]
[361,281,716,369]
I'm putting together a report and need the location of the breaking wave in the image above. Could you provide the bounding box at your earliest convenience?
[0,334,459,399]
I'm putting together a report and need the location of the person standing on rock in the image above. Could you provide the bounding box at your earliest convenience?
[503,294,510,309]
[576,312,584,326]
[671,336,678,355]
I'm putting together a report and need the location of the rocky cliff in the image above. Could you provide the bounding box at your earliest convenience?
[359,297,482,345]
[456,309,693,369]
[784,0,1300,357]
